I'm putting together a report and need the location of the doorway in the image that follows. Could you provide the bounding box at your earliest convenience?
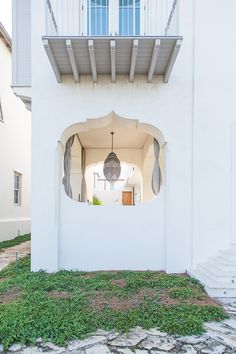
[122,191,133,206]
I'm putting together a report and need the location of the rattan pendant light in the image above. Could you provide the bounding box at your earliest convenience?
[103,132,121,182]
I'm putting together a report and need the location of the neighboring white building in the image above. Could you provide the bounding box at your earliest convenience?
[12,0,236,296]
[0,22,31,241]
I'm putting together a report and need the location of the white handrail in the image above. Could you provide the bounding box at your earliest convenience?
[45,0,179,37]
[46,0,58,35]
[165,0,178,36]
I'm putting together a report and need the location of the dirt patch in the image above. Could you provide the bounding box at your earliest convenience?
[81,273,97,279]
[151,271,172,280]
[48,291,73,300]
[111,279,127,288]
[170,272,189,277]
[91,289,158,311]
[0,288,21,304]
[159,289,220,307]
[0,278,6,283]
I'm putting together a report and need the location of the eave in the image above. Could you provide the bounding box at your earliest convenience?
[42,36,183,83]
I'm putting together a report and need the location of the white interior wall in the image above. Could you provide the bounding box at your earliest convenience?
[85,148,143,171]
[70,136,82,201]
[93,189,133,206]
[68,137,156,205]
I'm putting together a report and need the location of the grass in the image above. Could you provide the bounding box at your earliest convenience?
[0,234,31,252]
[0,256,228,349]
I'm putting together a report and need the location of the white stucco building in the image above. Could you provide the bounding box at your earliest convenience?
[0,22,31,241]
[12,0,236,297]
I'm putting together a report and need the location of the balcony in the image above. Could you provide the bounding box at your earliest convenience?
[43,0,182,83]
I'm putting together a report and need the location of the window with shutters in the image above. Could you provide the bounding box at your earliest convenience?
[14,172,22,206]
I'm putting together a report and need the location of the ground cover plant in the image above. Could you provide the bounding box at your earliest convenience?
[0,256,228,349]
[0,234,30,252]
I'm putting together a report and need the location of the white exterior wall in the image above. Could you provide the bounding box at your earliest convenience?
[29,0,236,272]
[0,36,31,241]
[192,0,236,266]
[12,0,31,87]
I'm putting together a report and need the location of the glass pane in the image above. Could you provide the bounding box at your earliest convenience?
[14,190,19,204]
[119,0,140,36]
[135,3,140,35]
[88,0,109,35]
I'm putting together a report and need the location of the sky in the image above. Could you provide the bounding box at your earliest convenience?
[0,0,12,36]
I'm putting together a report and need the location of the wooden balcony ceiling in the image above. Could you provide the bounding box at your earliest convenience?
[42,36,182,83]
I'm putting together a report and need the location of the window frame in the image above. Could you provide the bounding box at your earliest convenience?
[87,0,110,36]
[119,0,141,36]
[84,0,146,36]
[14,172,22,206]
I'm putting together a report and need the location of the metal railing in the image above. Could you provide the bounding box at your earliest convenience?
[45,0,179,37]
[165,0,178,35]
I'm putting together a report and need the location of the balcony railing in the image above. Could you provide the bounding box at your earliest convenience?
[45,0,179,37]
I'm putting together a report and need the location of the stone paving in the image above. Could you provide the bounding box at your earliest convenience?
[0,299,235,354]
[0,241,31,271]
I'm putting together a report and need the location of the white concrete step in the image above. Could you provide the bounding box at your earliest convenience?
[213,255,236,267]
[198,262,236,283]
[205,286,236,298]
[209,256,236,272]
[230,243,236,251]
[188,269,236,297]
[188,245,236,297]
[188,269,233,289]
[219,249,236,262]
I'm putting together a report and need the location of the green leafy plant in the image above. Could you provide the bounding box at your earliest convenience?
[169,287,205,300]
[0,257,228,350]
[93,195,102,205]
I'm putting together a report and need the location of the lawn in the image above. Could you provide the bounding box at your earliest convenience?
[0,256,228,349]
[0,234,31,252]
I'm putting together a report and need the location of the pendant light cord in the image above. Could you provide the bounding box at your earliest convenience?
[111,132,114,152]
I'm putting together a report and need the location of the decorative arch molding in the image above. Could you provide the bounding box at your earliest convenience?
[60,111,165,147]
[60,111,165,203]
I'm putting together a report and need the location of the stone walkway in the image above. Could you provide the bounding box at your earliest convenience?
[0,299,235,354]
[0,241,31,271]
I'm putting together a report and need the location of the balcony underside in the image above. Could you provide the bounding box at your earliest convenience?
[42,36,183,83]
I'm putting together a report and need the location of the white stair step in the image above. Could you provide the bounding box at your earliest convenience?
[188,269,233,289]
[207,258,236,274]
[205,286,236,298]
[198,263,236,284]
[219,249,236,261]
[213,255,236,267]
[230,243,236,251]
[198,263,236,279]
[188,269,236,298]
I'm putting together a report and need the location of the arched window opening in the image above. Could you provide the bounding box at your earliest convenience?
[61,113,164,205]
